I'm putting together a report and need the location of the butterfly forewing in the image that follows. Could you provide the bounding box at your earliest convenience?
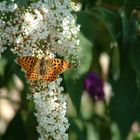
[18,56,39,81]
[18,56,38,72]
[48,59,71,74]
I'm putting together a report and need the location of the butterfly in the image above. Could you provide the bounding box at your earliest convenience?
[17,56,71,82]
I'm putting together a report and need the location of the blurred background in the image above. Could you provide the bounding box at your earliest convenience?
[0,0,140,140]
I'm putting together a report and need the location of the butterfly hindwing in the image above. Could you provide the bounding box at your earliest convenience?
[43,70,58,82]
[26,67,39,81]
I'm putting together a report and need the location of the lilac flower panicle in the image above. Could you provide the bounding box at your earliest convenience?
[84,72,105,101]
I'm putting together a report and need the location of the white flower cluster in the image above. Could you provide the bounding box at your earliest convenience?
[0,0,80,62]
[26,77,70,140]
[32,78,69,140]
[0,0,80,140]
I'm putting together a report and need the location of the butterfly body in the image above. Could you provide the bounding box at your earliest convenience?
[17,56,71,82]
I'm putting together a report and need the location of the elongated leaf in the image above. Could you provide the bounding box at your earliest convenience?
[110,55,137,140]
[64,33,93,113]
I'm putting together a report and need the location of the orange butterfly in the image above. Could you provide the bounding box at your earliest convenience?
[17,56,71,82]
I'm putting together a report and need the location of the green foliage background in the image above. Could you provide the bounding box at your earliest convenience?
[0,0,140,140]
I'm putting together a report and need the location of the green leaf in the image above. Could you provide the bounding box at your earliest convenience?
[129,43,140,121]
[111,47,120,80]
[64,32,93,114]
[69,117,87,140]
[89,7,120,42]
[0,58,7,76]
[119,9,130,49]
[77,7,120,50]
[110,55,137,140]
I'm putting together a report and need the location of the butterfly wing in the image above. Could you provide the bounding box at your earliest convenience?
[43,59,71,82]
[47,59,71,74]
[43,70,58,82]
[18,56,38,71]
[17,56,39,81]
[26,68,38,81]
